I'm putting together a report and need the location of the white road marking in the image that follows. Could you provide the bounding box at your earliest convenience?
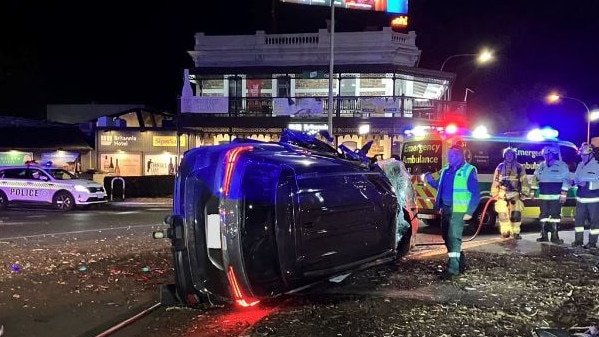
[0,224,166,241]
[0,222,30,226]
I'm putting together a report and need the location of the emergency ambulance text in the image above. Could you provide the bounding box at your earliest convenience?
[402,143,441,155]
[402,155,440,165]
[517,150,542,159]
[402,142,441,166]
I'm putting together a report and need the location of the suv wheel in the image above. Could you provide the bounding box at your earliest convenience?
[53,191,75,211]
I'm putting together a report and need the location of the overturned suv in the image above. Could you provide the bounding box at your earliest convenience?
[157,129,417,307]
[0,164,108,211]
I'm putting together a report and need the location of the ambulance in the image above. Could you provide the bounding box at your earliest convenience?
[400,126,579,229]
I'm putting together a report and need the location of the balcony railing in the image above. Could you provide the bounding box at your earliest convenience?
[179,95,466,121]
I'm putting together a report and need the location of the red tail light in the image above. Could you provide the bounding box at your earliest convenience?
[222,146,253,197]
[226,266,260,307]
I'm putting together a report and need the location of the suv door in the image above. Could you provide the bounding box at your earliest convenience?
[0,168,29,202]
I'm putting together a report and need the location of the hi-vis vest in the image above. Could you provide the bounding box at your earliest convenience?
[436,163,476,213]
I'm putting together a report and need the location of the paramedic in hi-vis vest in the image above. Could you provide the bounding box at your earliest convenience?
[530,146,571,244]
[424,144,481,279]
[572,143,599,249]
[491,147,530,240]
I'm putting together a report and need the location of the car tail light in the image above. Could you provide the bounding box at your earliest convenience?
[226,266,259,307]
[222,146,253,197]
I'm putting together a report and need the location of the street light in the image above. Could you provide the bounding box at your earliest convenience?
[440,48,495,71]
[546,93,599,144]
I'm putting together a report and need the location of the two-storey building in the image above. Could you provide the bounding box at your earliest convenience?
[83,26,467,179]
[177,26,464,159]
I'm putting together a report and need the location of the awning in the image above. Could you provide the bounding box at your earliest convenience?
[0,127,93,152]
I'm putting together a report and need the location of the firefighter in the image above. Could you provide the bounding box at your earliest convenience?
[424,144,481,279]
[530,146,571,244]
[491,147,530,239]
[572,143,599,249]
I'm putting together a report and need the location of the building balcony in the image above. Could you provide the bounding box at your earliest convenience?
[178,95,466,122]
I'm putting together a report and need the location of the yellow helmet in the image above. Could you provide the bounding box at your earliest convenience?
[579,142,594,155]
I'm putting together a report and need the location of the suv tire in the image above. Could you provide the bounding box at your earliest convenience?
[53,191,75,211]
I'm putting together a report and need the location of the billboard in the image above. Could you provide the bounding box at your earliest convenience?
[280,0,408,14]
[100,153,142,176]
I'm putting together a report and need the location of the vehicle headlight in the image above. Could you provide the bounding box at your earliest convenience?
[74,185,89,192]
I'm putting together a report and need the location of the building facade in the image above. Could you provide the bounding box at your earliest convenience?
[37,27,467,179]
[178,26,465,159]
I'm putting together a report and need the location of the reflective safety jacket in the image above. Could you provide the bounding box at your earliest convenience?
[491,161,530,198]
[432,163,479,214]
[531,160,571,200]
[574,158,599,202]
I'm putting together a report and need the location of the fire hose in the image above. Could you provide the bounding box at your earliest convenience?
[414,195,499,246]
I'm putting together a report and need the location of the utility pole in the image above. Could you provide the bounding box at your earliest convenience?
[327,0,335,137]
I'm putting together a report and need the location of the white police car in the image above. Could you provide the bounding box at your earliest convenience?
[0,164,107,211]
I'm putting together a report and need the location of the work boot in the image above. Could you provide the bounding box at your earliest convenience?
[583,243,597,250]
[512,233,522,240]
[536,234,549,242]
[459,251,468,273]
[574,230,585,246]
[439,270,457,280]
[550,223,564,244]
[550,231,564,244]
[536,223,549,242]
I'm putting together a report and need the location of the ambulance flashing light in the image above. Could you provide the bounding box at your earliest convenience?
[403,125,444,137]
[526,127,559,141]
[403,123,486,138]
[471,125,490,139]
[404,125,558,142]
[445,123,458,134]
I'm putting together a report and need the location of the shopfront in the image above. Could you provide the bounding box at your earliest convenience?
[96,129,194,177]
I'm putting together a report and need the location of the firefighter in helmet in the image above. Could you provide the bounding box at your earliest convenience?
[491,147,530,239]
[530,146,571,244]
[572,143,599,249]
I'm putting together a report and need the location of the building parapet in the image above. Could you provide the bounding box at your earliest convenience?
[190,27,421,68]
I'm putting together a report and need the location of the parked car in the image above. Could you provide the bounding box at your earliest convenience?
[0,163,108,210]
[156,129,418,307]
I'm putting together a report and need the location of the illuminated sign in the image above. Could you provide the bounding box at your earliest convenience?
[391,15,408,28]
[152,136,187,147]
[280,0,408,14]
[0,151,33,166]
[100,134,138,147]
[288,123,328,132]
[144,153,179,176]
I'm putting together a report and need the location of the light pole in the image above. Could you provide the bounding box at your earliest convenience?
[547,93,593,144]
[440,49,494,71]
[464,88,475,102]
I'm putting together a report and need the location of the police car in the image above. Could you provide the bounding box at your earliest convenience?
[0,164,108,211]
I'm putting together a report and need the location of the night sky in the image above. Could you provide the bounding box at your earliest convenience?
[2,0,599,145]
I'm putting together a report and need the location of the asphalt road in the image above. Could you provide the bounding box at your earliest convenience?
[0,202,584,337]
[0,203,171,240]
